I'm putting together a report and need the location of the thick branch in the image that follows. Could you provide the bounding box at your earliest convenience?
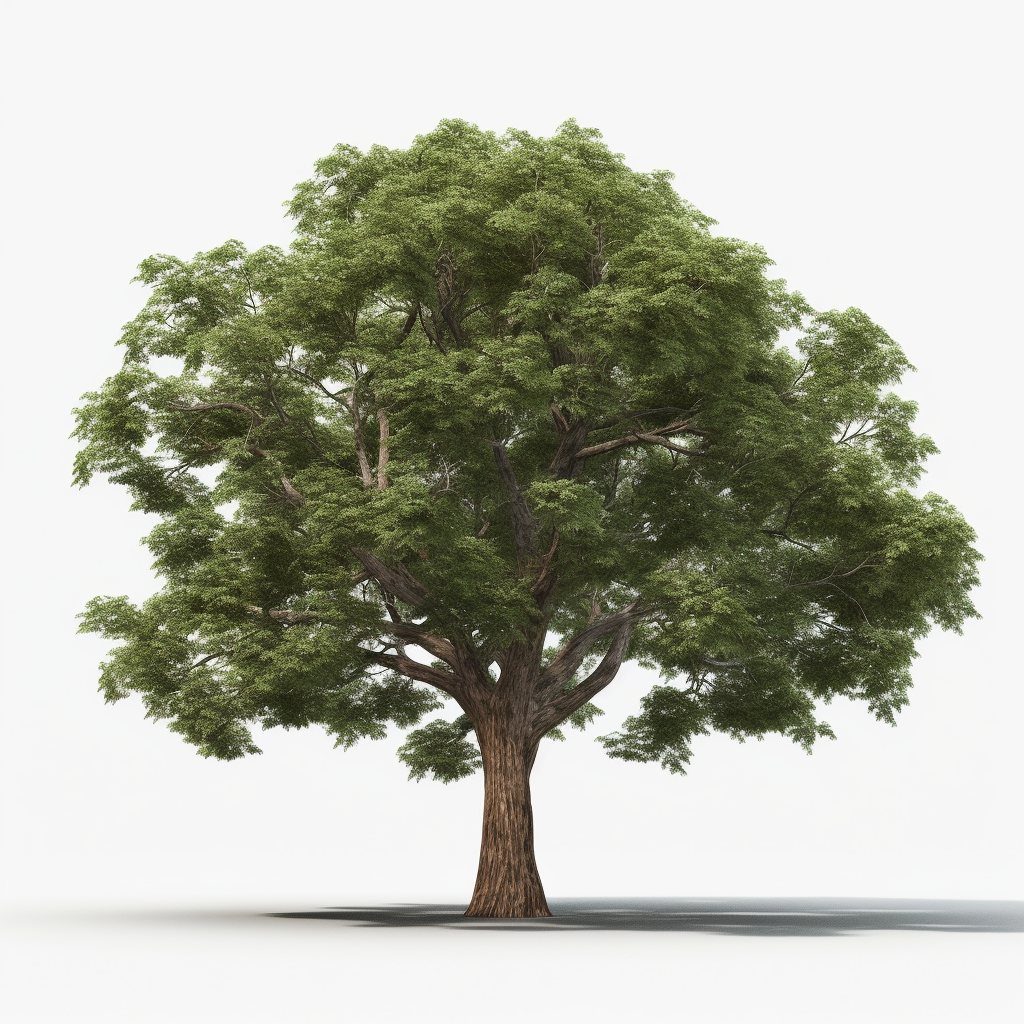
[549,402,569,432]
[530,529,560,607]
[280,476,306,507]
[399,305,418,340]
[367,651,465,703]
[436,252,469,347]
[549,417,589,479]
[417,304,443,351]
[536,602,643,698]
[386,621,461,671]
[531,616,638,741]
[351,548,429,609]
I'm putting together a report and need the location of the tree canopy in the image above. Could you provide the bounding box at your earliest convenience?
[73,119,980,915]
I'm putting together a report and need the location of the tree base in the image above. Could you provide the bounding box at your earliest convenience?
[464,900,553,919]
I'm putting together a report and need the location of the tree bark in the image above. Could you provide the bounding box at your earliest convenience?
[465,716,551,918]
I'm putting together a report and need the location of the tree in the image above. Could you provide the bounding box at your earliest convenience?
[73,120,981,918]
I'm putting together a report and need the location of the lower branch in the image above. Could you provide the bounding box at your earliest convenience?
[368,650,467,704]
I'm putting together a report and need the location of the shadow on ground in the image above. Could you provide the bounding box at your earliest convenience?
[269,897,1024,936]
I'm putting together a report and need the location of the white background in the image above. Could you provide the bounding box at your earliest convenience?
[1,1,1020,1020]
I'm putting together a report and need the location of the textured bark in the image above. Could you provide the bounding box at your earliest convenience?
[465,717,551,918]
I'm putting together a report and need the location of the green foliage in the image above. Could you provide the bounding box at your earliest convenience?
[599,685,710,774]
[397,716,483,783]
[74,118,980,780]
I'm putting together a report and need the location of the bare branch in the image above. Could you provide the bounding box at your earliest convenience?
[286,365,350,404]
[240,267,260,314]
[266,385,291,426]
[775,485,817,535]
[824,583,873,625]
[783,356,812,396]
[762,530,815,551]
[575,420,705,461]
[592,407,695,431]
[188,651,231,672]
[245,605,323,625]
[790,557,878,588]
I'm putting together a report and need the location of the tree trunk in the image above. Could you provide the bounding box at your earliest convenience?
[465,719,551,918]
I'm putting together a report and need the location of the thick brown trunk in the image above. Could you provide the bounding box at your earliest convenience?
[465,720,551,918]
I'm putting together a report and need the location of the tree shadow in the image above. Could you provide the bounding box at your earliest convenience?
[269,897,1024,935]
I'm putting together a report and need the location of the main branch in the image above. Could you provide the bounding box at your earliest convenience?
[530,614,640,741]
[535,602,644,699]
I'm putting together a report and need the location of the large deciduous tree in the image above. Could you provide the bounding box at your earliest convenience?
[74,120,980,917]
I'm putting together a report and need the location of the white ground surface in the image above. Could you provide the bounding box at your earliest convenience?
[4,897,1022,1022]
